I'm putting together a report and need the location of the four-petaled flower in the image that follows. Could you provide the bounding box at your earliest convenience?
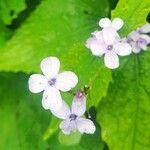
[28,56,78,111]
[51,91,96,134]
[127,23,150,53]
[86,24,132,69]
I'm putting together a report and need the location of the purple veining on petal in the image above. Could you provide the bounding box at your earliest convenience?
[137,38,147,47]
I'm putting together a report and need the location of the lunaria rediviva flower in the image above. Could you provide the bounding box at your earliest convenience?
[51,91,96,135]
[126,23,150,53]
[28,56,78,111]
[86,17,132,69]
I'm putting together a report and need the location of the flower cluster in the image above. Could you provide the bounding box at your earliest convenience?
[86,18,150,69]
[28,56,96,135]
[28,17,150,135]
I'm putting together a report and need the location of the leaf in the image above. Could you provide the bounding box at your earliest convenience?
[0,0,112,107]
[97,1,150,150]
[0,21,12,47]
[112,0,150,35]
[43,116,60,141]
[98,52,150,150]
[0,0,26,24]
[58,131,82,146]
[0,72,50,150]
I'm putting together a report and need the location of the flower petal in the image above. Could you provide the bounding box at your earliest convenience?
[112,18,124,30]
[28,74,47,93]
[86,37,94,49]
[128,31,140,41]
[71,92,86,116]
[102,27,116,45]
[92,31,104,41]
[86,37,105,56]
[51,100,71,119]
[99,18,111,28]
[130,42,141,53]
[77,118,96,134]
[140,34,150,44]
[113,42,131,56]
[40,57,60,78]
[139,23,150,33]
[104,51,119,69]
[60,120,77,135]
[132,47,141,53]
[56,71,78,92]
[42,87,62,110]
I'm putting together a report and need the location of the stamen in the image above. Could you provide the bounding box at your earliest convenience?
[48,78,56,86]
[137,38,147,46]
[107,45,113,50]
[69,114,77,121]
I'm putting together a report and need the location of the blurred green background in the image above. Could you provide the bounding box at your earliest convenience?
[0,0,150,150]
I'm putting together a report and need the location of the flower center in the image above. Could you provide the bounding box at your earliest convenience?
[48,78,56,86]
[107,45,113,51]
[69,114,77,121]
[137,38,147,46]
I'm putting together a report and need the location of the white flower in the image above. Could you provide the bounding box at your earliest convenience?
[127,23,150,53]
[51,91,96,135]
[28,56,78,111]
[86,28,132,69]
[99,17,124,31]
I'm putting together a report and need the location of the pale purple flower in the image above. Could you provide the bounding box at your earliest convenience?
[86,28,131,69]
[51,91,96,135]
[28,57,78,111]
[127,23,150,53]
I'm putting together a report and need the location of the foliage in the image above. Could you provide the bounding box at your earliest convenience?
[97,0,150,150]
[0,0,149,149]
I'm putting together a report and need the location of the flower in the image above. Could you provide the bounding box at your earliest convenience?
[28,56,78,111]
[127,23,150,53]
[51,91,96,135]
[99,17,124,31]
[86,28,131,69]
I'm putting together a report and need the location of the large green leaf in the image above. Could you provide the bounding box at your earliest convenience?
[0,21,12,47]
[0,73,50,150]
[0,0,26,47]
[97,0,150,149]
[0,0,112,107]
[58,131,82,145]
[0,0,26,25]
[112,0,150,35]
[98,51,150,150]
